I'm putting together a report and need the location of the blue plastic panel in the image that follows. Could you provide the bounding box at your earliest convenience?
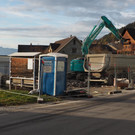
[56,57,67,96]
[40,55,67,96]
[41,56,55,95]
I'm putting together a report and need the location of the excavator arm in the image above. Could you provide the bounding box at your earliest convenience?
[70,16,124,73]
[81,16,123,55]
[81,22,105,55]
[101,16,123,40]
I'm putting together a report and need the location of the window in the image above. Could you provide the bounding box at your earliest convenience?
[72,48,77,53]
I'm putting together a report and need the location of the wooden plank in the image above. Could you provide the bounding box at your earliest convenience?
[12,79,21,84]
[12,78,38,88]
[24,79,33,85]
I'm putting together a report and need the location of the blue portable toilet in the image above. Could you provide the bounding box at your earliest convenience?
[39,53,68,96]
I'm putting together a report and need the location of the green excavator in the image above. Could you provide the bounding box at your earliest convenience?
[70,16,124,80]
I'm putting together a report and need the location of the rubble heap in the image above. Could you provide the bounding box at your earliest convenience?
[67,79,87,90]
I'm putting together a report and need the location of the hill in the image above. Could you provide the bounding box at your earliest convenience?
[0,47,17,55]
[96,21,135,45]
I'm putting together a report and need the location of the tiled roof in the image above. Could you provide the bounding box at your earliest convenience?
[49,36,82,53]
[53,36,76,52]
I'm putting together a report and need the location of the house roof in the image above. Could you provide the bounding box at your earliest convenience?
[18,44,48,53]
[89,44,117,54]
[122,28,135,40]
[52,36,81,52]
[9,52,41,57]
[18,44,48,47]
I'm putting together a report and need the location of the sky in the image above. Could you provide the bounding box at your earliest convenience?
[0,0,135,49]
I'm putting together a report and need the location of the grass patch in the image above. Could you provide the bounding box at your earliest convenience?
[0,89,60,106]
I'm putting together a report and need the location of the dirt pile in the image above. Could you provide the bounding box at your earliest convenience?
[67,79,87,90]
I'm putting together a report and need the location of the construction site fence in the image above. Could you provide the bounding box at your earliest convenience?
[0,59,135,89]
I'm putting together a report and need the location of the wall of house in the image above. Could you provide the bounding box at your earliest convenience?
[59,38,82,72]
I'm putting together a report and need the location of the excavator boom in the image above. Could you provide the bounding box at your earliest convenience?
[81,16,123,55]
[101,16,122,40]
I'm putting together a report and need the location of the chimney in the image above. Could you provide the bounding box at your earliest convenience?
[70,35,72,38]
[30,43,32,46]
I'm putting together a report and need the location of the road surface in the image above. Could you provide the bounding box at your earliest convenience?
[0,91,135,135]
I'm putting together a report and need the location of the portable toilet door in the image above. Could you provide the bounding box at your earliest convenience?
[40,56,55,96]
[39,53,68,96]
[55,56,67,96]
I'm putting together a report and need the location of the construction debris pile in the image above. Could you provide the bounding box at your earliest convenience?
[67,79,87,90]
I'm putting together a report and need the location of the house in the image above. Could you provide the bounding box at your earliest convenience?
[117,28,135,55]
[46,35,82,71]
[18,36,82,71]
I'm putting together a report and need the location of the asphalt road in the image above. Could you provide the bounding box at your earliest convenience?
[1,91,135,135]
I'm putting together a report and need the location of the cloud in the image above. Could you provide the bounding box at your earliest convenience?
[0,0,135,48]
[9,0,135,26]
[20,0,135,11]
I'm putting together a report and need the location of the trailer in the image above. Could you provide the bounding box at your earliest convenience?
[84,54,135,85]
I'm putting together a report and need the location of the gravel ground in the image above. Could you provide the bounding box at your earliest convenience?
[67,79,135,97]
